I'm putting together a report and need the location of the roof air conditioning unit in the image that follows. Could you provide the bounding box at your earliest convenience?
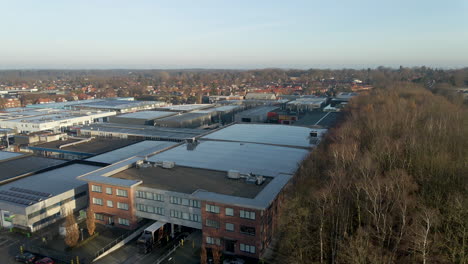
[227,170,241,179]
[310,131,318,137]
[162,161,175,169]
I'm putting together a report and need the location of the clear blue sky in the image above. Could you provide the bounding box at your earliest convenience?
[1,0,467,69]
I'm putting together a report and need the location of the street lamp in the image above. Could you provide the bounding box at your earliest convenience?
[80,228,84,241]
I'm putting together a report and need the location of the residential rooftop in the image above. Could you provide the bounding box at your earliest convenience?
[111,165,270,199]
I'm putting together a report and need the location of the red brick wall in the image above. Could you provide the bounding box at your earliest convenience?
[201,201,263,259]
[87,182,138,230]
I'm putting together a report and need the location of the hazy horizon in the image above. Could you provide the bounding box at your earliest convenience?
[1,0,467,69]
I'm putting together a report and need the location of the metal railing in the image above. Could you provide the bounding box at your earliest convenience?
[94,230,131,259]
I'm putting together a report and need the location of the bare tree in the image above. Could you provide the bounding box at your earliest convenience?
[212,245,222,264]
[64,210,79,247]
[86,208,96,236]
[200,246,207,264]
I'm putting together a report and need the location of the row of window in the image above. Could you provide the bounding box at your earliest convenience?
[94,213,130,226]
[205,204,256,220]
[92,198,129,210]
[91,185,128,197]
[136,203,164,215]
[170,196,201,208]
[28,191,87,219]
[170,210,201,222]
[205,237,256,255]
[136,191,164,202]
[205,219,255,236]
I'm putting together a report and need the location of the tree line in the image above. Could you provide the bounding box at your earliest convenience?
[276,84,467,263]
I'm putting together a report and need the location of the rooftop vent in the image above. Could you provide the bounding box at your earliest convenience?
[227,170,241,179]
[162,161,175,169]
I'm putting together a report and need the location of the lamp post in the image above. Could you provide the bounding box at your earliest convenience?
[80,228,84,241]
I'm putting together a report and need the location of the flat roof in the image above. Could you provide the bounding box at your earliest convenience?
[80,123,205,140]
[0,156,66,184]
[113,111,177,120]
[86,140,178,164]
[158,104,213,112]
[30,138,139,154]
[155,112,210,123]
[0,163,101,207]
[0,151,24,161]
[147,141,309,178]
[111,165,270,199]
[202,124,320,148]
[235,106,278,117]
[76,100,164,110]
[293,112,341,128]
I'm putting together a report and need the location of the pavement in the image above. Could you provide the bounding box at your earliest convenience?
[96,229,202,264]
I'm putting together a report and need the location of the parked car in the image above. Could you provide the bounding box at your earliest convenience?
[15,252,36,263]
[223,258,246,264]
[34,257,54,264]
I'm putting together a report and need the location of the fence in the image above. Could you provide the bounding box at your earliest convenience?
[93,230,132,259]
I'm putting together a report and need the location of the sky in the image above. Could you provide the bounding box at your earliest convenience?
[0,0,467,69]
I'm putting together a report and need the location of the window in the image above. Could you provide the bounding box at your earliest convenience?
[92,197,103,205]
[95,213,104,221]
[225,208,234,216]
[189,199,201,208]
[205,219,220,229]
[205,204,220,214]
[170,210,182,218]
[116,189,128,197]
[137,191,164,202]
[118,218,130,226]
[189,214,201,222]
[136,204,164,215]
[107,200,113,208]
[170,196,182,204]
[91,185,102,193]
[117,202,129,210]
[170,196,200,207]
[226,223,235,232]
[206,236,221,245]
[240,243,255,254]
[106,187,112,195]
[240,225,256,236]
[240,210,256,220]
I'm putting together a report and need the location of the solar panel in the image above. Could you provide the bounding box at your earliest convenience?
[0,195,33,206]
[0,190,42,202]
[10,187,52,198]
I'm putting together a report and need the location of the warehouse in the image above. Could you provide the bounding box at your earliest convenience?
[0,162,102,231]
[109,111,177,126]
[285,97,328,112]
[157,104,213,113]
[153,112,212,128]
[79,123,206,142]
[193,105,243,125]
[234,106,278,123]
[72,100,166,113]
[28,137,138,160]
[0,108,115,134]
[245,93,277,100]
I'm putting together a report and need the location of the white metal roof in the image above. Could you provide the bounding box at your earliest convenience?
[0,151,24,161]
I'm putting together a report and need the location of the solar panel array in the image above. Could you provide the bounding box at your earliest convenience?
[0,190,43,201]
[0,195,34,206]
[10,187,52,198]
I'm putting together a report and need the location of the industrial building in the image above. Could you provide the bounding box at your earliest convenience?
[0,162,102,231]
[285,97,328,112]
[28,137,138,160]
[109,111,177,126]
[78,124,324,260]
[157,104,213,112]
[193,105,243,125]
[153,112,212,128]
[71,100,166,113]
[78,123,206,142]
[234,106,278,123]
[245,93,277,100]
[0,108,115,134]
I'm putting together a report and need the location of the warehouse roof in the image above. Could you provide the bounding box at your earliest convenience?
[86,140,178,164]
[158,104,213,112]
[147,141,308,177]
[155,112,210,123]
[112,166,270,199]
[0,156,66,184]
[235,106,278,117]
[29,138,138,155]
[112,111,177,120]
[202,124,319,148]
[0,163,101,207]
[80,123,205,140]
[76,100,164,110]
[0,151,24,161]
